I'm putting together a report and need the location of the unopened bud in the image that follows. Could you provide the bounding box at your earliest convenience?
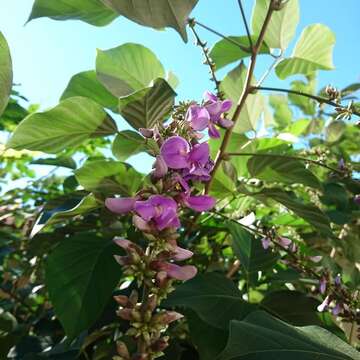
[113,295,129,307]
[146,294,158,313]
[151,337,169,352]
[152,311,183,326]
[117,308,133,321]
[116,341,130,359]
[139,128,154,138]
[155,271,168,288]
[129,290,139,306]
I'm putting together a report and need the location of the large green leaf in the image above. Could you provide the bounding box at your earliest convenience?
[256,188,332,236]
[61,70,118,111]
[75,159,143,195]
[209,36,269,71]
[221,62,265,134]
[0,32,12,117]
[228,222,278,276]
[218,311,359,360]
[28,0,118,26]
[112,130,146,161]
[45,233,122,338]
[96,43,165,97]
[276,24,335,79]
[118,78,176,130]
[6,97,117,153]
[252,0,299,50]
[164,272,253,330]
[288,74,317,115]
[247,155,321,189]
[99,0,199,41]
[268,94,292,128]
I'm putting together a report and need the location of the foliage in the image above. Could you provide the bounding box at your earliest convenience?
[0,0,359,359]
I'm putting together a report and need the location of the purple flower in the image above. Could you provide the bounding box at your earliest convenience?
[152,155,168,178]
[278,237,292,248]
[160,136,190,169]
[261,237,271,250]
[134,195,180,231]
[152,261,197,281]
[334,274,341,286]
[332,302,342,316]
[319,277,327,294]
[183,194,216,212]
[105,197,135,214]
[317,295,330,312]
[172,246,194,261]
[186,92,233,139]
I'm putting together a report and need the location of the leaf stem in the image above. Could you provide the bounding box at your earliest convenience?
[205,0,276,193]
[225,152,343,174]
[252,86,360,117]
[237,0,253,51]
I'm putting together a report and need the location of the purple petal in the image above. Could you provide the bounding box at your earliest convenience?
[218,118,233,128]
[105,197,135,214]
[185,195,216,212]
[332,302,342,316]
[186,105,210,131]
[155,207,180,230]
[153,155,168,178]
[221,99,232,112]
[208,123,221,139]
[317,295,330,312]
[319,277,327,294]
[134,200,156,221]
[188,142,210,165]
[113,238,133,250]
[309,255,323,263]
[164,263,197,281]
[203,90,218,103]
[160,136,190,169]
[173,246,193,261]
[278,237,292,248]
[206,101,223,120]
[261,237,271,250]
[132,215,151,232]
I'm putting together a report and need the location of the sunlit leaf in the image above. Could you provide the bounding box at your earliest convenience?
[112,130,146,161]
[0,32,12,117]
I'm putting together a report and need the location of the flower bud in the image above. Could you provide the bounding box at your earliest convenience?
[146,294,158,313]
[129,290,139,307]
[152,155,168,179]
[155,271,168,288]
[117,308,133,321]
[116,341,130,359]
[139,128,154,138]
[113,295,129,307]
[151,337,169,352]
[152,311,183,326]
[133,215,152,233]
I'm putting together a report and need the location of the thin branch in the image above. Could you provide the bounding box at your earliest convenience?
[237,0,253,50]
[188,21,222,98]
[256,53,283,87]
[253,86,360,117]
[225,152,343,175]
[205,1,276,193]
[192,20,250,53]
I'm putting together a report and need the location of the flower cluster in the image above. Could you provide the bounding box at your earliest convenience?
[105,92,232,359]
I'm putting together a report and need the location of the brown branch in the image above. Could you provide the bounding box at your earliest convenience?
[237,0,253,50]
[205,0,276,193]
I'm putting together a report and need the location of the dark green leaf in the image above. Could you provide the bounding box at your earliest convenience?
[209,36,269,70]
[99,0,199,41]
[45,233,122,338]
[112,130,146,161]
[0,32,13,117]
[28,0,118,26]
[218,311,359,360]
[164,272,253,329]
[118,78,176,130]
[61,70,118,111]
[7,97,117,153]
[31,156,77,169]
[228,221,278,275]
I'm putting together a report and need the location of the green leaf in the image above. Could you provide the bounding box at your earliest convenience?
[187,312,228,360]
[31,156,77,169]
[28,0,118,26]
[96,43,165,97]
[221,62,265,134]
[118,78,176,130]
[209,36,269,70]
[61,70,118,111]
[164,272,253,330]
[252,0,300,50]
[325,120,346,143]
[112,130,146,161]
[0,32,13,117]
[45,233,122,338]
[7,97,117,153]
[247,155,321,189]
[268,94,293,128]
[228,221,278,275]
[218,311,359,360]
[31,194,100,237]
[75,159,143,195]
[288,75,317,115]
[276,24,335,79]
[99,0,199,41]
[256,188,332,236]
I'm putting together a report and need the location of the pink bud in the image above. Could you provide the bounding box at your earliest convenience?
[261,237,271,250]
[117,308,133,321]
[105,197,135,214]
[278,237,292,248]
[172,246,193,261]
[152,261,197,281]
[153,311,183,325]
[132,215,152,232]
[152,155,168,178]
[113,295,129,307]
[139,128,154,138]
[114,255,131,266]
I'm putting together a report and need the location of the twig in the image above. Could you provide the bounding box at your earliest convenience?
[253,86,360,117]
[188,21,222,98]
[256,53,283,87]
[205,0,276,193]
[237,0,253,50]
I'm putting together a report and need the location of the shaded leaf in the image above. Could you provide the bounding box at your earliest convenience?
[112,130,146,161]
[45,233,122,338]
[7,97,117,153]
[31,156,77,169]
[28,0,117,26]
[99,0,199,41]
[325,120,346,143]
[0,32,13,117]
[118,78,176,130]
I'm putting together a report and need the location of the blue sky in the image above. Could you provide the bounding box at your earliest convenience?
[0,0,359,176]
